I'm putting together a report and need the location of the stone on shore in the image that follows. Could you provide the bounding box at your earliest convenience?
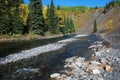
[92,69,101,75]
[50,73,60,78]
[50,41,120,80]
[105,65,113,72]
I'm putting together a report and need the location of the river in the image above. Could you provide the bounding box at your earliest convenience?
[0,35,75,57]
[0,34,99,80]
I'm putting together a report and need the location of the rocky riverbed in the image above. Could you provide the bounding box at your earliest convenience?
[0,34,90,80]
[1,34,119,80]
[50,41,120,80]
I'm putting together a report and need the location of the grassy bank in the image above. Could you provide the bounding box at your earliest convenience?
[0,32,76,42]
[0,34,64,42]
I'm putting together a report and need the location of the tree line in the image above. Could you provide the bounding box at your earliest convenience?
[104,0,120,13]
[0,0,75,36]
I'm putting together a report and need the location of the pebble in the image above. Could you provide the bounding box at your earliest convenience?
[50,73,60,78]
[50,41,120,80]
[92,69,101,75]
[105,65,113,72]
[90,61,101,65]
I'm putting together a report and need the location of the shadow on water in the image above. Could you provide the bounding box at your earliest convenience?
[0,34,99,80]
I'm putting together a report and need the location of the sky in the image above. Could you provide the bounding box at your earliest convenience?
[24,0,111,7]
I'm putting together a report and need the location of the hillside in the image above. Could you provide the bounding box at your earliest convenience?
[75,6,120,48]
[97,6,120,34]
[97,6,120,48]
[75,9,103,34]
[72,6,120,34]
[60,6,97,33]
[70,5,120,48]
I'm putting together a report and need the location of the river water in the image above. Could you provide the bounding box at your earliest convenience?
[0,34,99,80]
[0,35,75,57]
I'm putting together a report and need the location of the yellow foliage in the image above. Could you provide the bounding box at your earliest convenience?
[19,4,29,25]
[56,10,63,18]
[56,10,65,27]
[43,7,47,19]
[105,20,114,32]
[42,6,65,27]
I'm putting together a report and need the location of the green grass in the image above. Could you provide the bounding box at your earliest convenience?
[61,6,89,13]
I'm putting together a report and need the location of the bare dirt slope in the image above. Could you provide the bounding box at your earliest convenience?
[97,6,120,48]
[77,9,103,34]
[77,6,120,48]
[77,6,120,35]
[97,6,120,33]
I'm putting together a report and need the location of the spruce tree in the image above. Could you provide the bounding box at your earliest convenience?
[0,0,23,35]
[0,0,6,34]
[60,17,75,35]
[9,0,23,35]
[69,18,75,33]
[48,0,60,34]
[29,0,46,35]
[64,17,70,33]
[46,5,50,27]
[60,17,68,35]
[92,20,97,33]
[57,5,60,10]
[66,17,70,32]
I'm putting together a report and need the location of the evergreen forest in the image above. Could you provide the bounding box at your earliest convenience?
[0,0,75,36]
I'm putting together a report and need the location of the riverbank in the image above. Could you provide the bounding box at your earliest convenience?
[0,33,74,42]
[50,40,120,80]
